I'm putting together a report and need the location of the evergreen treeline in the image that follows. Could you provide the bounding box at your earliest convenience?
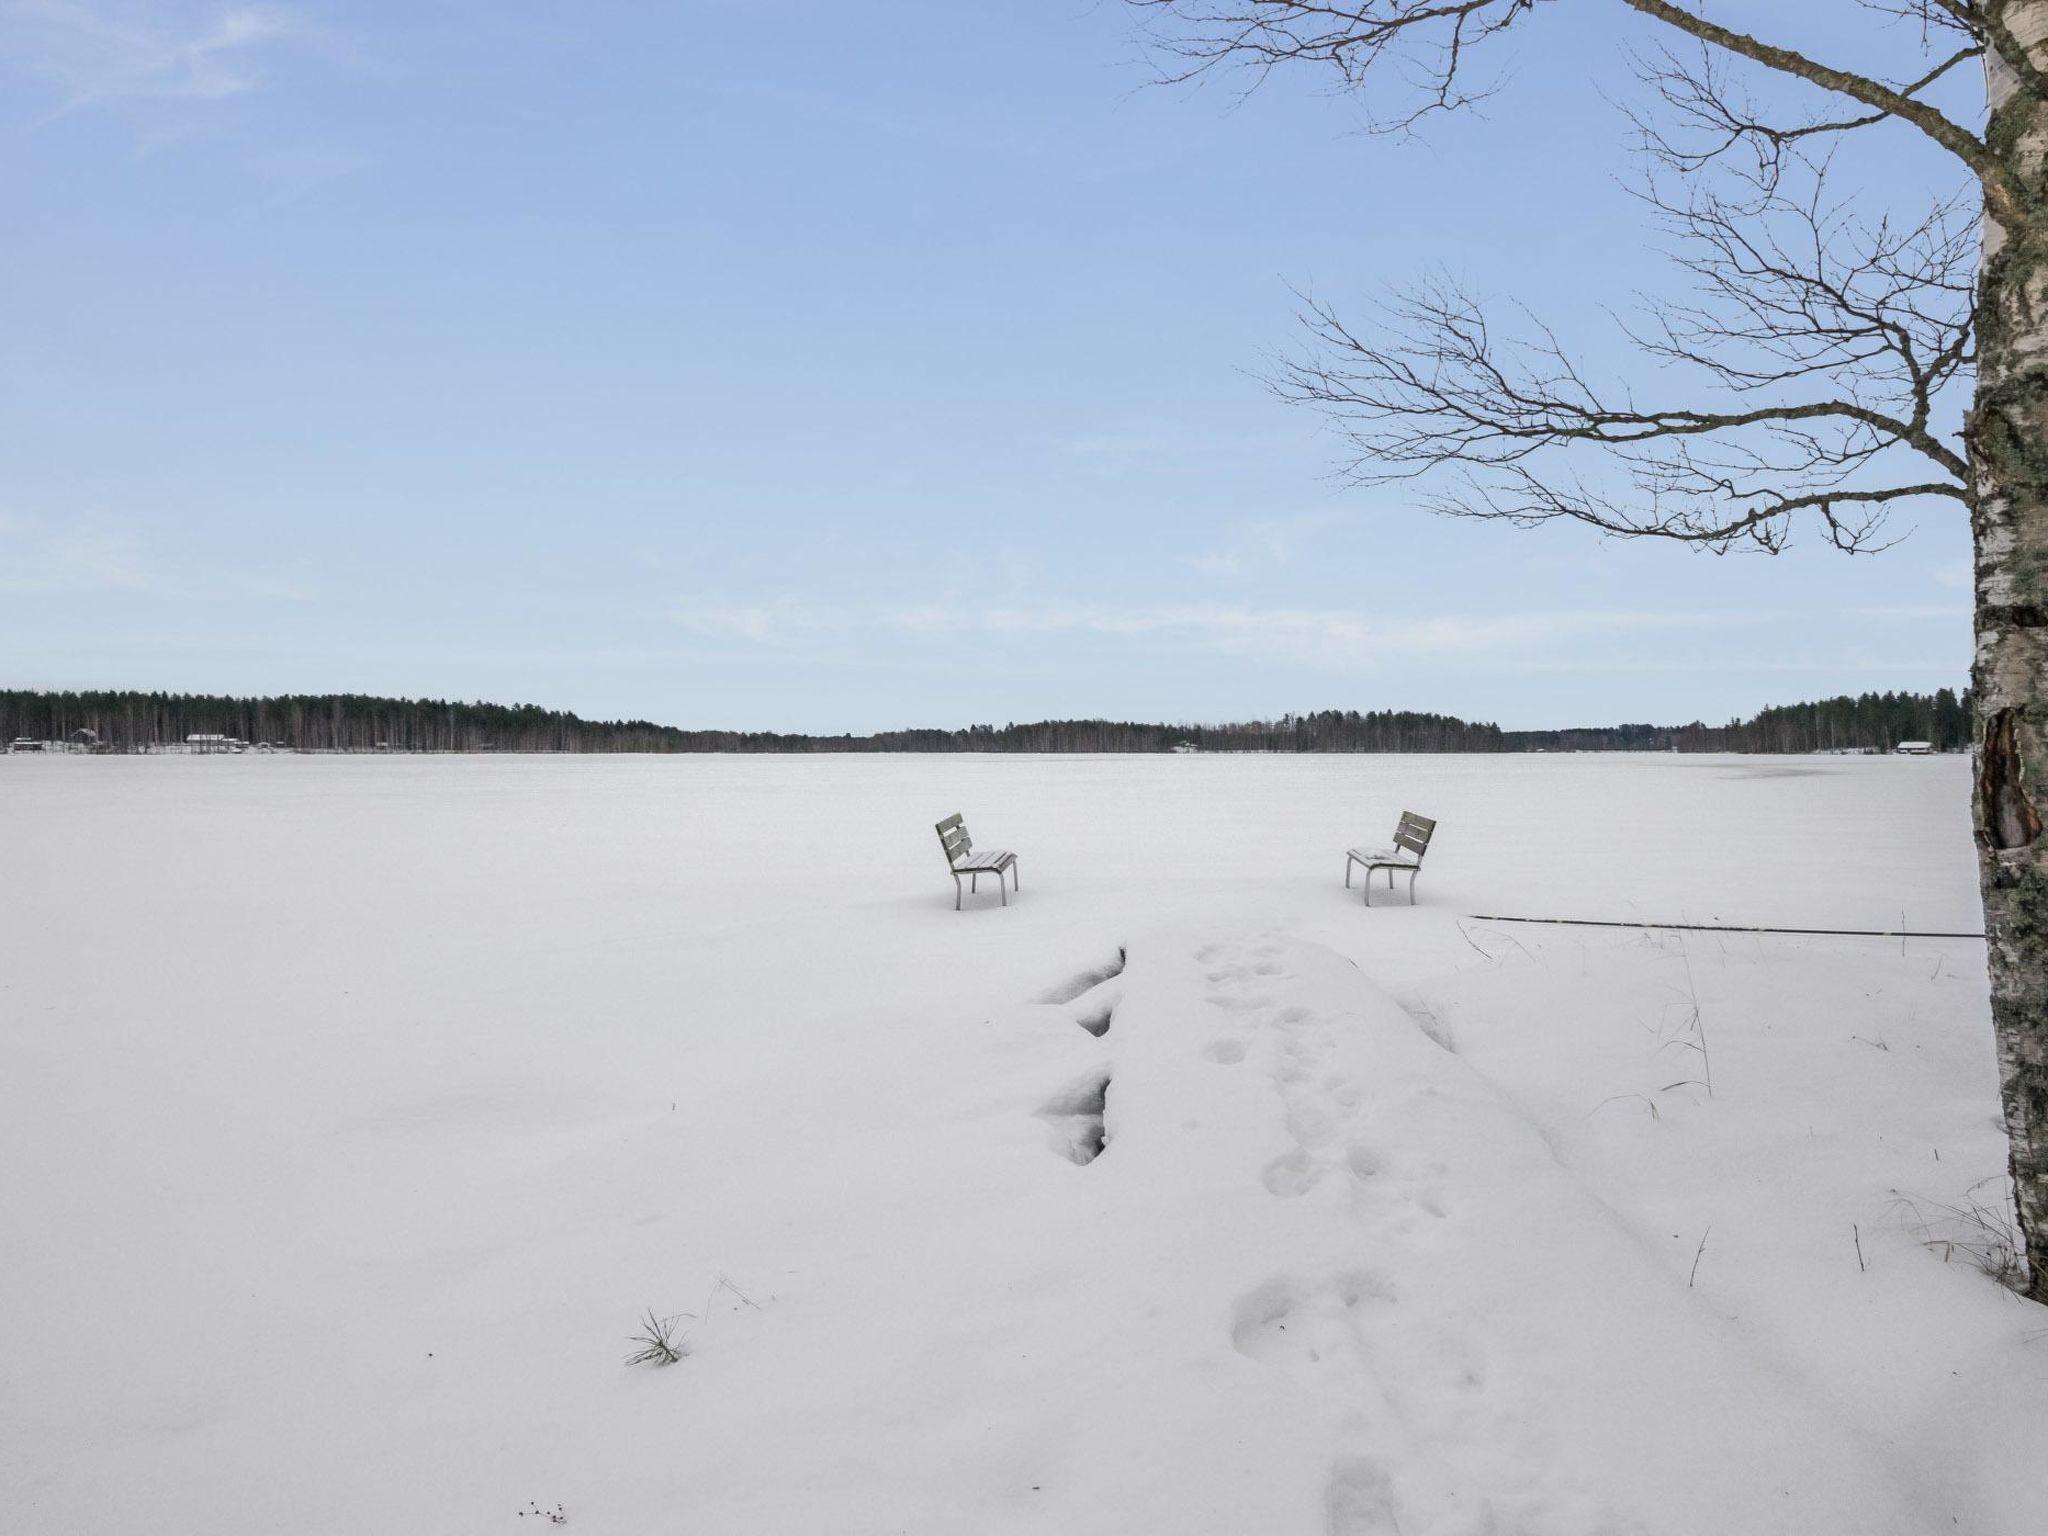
[0,691,706,753]
[1670,688,1972,753]
[0,687,1972,754]
[1498,689,1971,753]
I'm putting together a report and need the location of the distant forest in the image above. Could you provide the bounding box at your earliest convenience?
[0,687,1973,754]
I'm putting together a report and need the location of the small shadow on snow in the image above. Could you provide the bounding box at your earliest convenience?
[1037,1071,1110,1164]
[1070,983,1119,1038]
[1397,997,1457,1054]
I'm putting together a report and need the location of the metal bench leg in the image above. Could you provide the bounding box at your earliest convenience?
[1345,855,1354,888]
[955,873,964,910]
[1362,871,1375,909]
[999,872,1008,906]
[1011,860,1020,891]
[1407,870,1418,905]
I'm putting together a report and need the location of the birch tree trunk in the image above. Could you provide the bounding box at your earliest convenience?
[1975,0,2048,1303]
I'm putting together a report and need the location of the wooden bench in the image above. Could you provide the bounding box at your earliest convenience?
[1345,811,1435,906]
[936,813,1019,909]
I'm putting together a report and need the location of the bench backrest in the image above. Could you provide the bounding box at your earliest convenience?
[1394,811,1436,861]
[936,813,972,867]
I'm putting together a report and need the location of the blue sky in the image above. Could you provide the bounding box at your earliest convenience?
[0,1,1971,732]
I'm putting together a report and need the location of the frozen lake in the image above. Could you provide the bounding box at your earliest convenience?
[2,747,1982,938]
[4,752,2035,1536]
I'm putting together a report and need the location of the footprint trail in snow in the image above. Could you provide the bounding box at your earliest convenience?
[1196,936,1593,1536]
[997,930,1947,1536]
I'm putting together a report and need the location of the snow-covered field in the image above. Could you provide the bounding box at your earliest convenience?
[4,752,2042,1535]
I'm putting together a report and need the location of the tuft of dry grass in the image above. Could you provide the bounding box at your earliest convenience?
[624,1309,689,1367]
[1888,1181,2025,1290]
[623,1277,760,1368]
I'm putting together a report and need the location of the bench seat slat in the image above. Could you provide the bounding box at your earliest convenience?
[954,850,1014,870]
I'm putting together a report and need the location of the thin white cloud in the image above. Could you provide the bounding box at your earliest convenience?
[675,597,1763,667]
[1849,603,1970,620]
[1181,509,1347,577]
[0,511,309,598]
[0,511,159,591]
[0,1,309,115]
[1052,425,1296,473]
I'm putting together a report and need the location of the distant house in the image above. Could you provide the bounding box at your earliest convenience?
[1895,740,1935,755]
[68,727,100,751]
[186,733,230,754]
[9,737,43,752]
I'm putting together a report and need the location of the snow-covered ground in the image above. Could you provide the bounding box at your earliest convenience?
[3,752,2041,1535]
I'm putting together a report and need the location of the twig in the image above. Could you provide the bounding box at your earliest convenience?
[711,1274,762,1312]
[1688,1226,1711,1288]
[1464,915,1983,940]
[1455,921,1497,962]
[1589,1092,1661,1121]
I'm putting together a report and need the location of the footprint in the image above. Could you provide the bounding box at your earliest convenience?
[1344,1144,1382,1180]
[1230,1271,1389,1372]
[1037,1072,1110,1165]
[1330,1268,1390,1309]
[1274,1040,1313,1085]
[1286,1103,1336,1149]
[1324,1457,1400,1536]
[1274,1004,1313,1025]
[1208,992,1274,1015]
[1040,949,1126,1005]
[1204,1038,1247,1065]
[1229,1277,1305,1361]
[1252,960,1283,976]
[1262,1149,1323,1198]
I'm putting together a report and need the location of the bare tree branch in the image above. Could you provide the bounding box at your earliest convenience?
[1137,3,1981,553]
[1130,0,1543,131]
[1438,462,1961,551]
[1625,38,1980,190]
[1133,2,2028,216]
[1626,169,1976,481]
[1621,1,2002,208]
[1265,149,1971,552]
